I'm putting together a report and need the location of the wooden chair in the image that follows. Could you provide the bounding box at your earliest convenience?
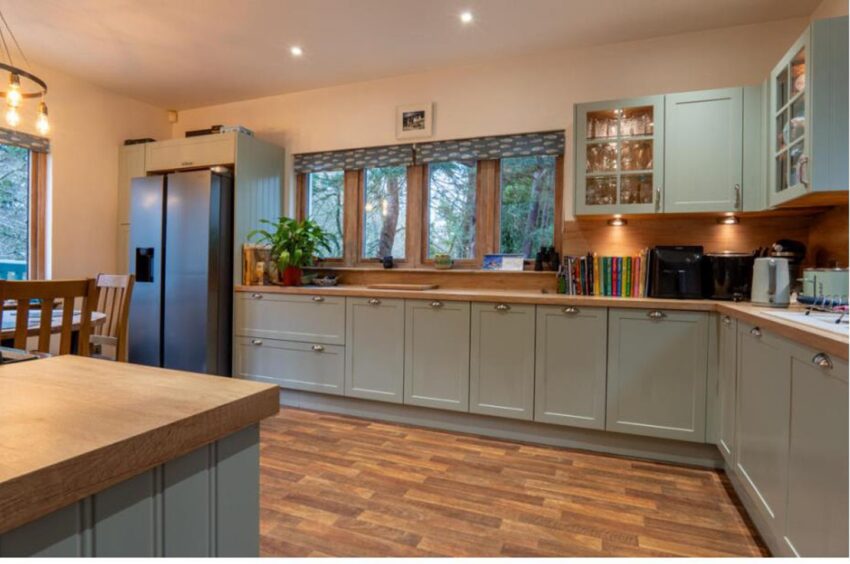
[90,274,135,362]
[0,279,99,356]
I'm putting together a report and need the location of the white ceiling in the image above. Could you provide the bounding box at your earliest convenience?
[2,0,821,109]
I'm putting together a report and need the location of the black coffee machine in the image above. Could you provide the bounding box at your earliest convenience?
[649,246,704,299]
[703,252,755,301]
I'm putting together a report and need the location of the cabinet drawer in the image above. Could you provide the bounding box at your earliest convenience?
[235,293,345,345]
[145,134,235,172]
[235,337,344,395]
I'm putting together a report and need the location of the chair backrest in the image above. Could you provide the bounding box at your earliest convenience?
[92,273,135,362]
[0,279,99,356]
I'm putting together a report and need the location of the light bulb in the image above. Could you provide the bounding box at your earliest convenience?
[5,106,20,127]
[36,102,49,135]
[6,74,21,108]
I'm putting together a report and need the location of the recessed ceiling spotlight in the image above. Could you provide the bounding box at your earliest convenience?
[460,11,473,24]
[290,46,303,57]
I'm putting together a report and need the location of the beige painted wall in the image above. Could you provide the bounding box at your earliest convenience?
[173,16,818,221]
[14,63,170,278]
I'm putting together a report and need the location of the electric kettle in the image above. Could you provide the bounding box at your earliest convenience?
[751,257,791,307]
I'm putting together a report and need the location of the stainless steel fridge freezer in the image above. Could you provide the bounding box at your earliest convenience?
[128,168,234,375]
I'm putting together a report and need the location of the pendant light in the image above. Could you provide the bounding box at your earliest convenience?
[0,8,50,134]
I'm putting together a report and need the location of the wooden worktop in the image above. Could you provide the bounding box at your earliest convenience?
[236,284,849,359]
[0,356,279,535]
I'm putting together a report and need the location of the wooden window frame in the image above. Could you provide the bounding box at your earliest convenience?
[297,154,563,270]
[28,151,47,280]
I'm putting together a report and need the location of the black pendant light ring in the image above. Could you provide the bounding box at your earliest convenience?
[0,61,47,98]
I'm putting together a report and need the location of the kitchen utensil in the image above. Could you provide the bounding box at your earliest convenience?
[770,239,806,292]
[751,257,791,307]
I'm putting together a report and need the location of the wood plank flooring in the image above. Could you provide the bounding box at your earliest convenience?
[259,408,768,557]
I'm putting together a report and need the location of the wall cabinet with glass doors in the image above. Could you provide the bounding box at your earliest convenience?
[768,16,848,208]
[574,96,664,215]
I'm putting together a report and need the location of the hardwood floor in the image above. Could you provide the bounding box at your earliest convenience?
[259,408,768,557]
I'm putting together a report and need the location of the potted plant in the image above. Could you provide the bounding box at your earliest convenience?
[247,217,333,286]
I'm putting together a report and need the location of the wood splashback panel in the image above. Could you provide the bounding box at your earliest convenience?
[564,207,847,267]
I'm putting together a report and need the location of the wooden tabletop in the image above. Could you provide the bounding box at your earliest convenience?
[236,284,848,359]
[0,356,279,534]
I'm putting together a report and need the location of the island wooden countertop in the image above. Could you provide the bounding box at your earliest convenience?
[0,356,279,535]
[236,284,849,360]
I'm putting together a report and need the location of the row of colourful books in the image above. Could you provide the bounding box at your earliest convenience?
[558,251,651,297]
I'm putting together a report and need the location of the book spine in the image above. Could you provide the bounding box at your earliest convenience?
[593,254,600,296]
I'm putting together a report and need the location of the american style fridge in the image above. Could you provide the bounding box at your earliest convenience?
[128,168,234,375]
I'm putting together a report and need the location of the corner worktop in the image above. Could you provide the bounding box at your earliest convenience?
[236,284,849,360]
[0,355,279,538]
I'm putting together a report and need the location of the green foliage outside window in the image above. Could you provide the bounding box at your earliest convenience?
[307,170,344,257]
[428,161,477,260]
[0,144,30,279]
[499,156,555,258]
[363,166,406,259]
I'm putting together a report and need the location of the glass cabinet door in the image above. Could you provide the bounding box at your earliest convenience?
[769,30,811,205]
[575,96,664,215]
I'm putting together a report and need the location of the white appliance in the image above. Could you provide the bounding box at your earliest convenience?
[751,257,791,307]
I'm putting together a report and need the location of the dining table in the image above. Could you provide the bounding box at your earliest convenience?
[0,309,107,351]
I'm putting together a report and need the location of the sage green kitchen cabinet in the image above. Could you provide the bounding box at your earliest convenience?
[575,95,665,215]
[717,314,737,464]
[783,348,848,557]
[234,336,344,395]
[768,16,848,208]
[345,297,405,404]
[235,292,345,345]
[735,322,791,540]
[606,308,708,442]
[404,300,470,412]
[469,302,535,420]
[664,88,743,213]
[534,305,607,430]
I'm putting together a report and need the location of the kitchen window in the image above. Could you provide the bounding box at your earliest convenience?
[0,143,45,280]
[306,170,345,258]
[499,155,557,258]
[426,160,477,260]
[362,166,407,259]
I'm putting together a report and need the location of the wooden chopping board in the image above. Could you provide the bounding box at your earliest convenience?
[366,283,439,291]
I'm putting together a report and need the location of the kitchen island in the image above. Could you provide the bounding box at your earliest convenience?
[0,356,279,557]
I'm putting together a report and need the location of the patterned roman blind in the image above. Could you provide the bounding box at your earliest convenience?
[0,127,49,152]
[414,130,564,164]
[294,143,414,173]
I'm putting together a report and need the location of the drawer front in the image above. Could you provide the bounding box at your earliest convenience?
[235,293,345,345]
[145,134,235,171]
[235,337,344,395]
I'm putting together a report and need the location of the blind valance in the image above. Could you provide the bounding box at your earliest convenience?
[293,130,564,173]
[294,143,414,174]
[414,130,564,164]
[0,127,49,152]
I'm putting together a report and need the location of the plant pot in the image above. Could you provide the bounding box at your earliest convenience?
[281,266,303,286]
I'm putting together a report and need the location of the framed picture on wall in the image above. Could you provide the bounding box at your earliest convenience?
[396,103,433,139]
